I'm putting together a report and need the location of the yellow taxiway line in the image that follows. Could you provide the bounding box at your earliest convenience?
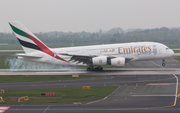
[149,60,178,107]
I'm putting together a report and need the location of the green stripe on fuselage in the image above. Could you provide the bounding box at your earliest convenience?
[9,23,31,40]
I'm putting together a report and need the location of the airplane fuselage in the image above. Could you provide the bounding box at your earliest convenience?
[18,42,174,66]
[9,21,174,69]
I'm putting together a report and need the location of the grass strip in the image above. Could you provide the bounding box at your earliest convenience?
[0,87,118,97]
[0,57,9,69]
[175,56,180,61]
[173,50,180,53]
[0,75,98,83]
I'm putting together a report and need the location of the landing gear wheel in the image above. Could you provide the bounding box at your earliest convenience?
[90,68,94,71]
[87,68,90,71]
[162,63,166,67]
[162,59,166,67]
[87,66,94,71]
[87,66,103,71]
[94,67,98,71]
[100,67,103,71]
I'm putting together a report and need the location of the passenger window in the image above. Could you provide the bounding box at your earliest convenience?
[166,48,169,50]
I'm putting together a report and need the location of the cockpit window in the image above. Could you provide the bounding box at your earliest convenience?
[166,48,169,50]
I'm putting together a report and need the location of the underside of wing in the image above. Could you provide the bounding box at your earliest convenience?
[59,53,94,65]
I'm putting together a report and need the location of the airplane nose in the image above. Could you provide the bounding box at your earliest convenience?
[170,49,174,56]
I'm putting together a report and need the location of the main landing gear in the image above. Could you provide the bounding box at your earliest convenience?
[87,66,103,71]
[162,59,166,67]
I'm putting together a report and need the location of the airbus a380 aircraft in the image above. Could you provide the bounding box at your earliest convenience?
[9,21,174,71]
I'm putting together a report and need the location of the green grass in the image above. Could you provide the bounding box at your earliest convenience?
[0,87,118,97]
[175,56,180,61]
[0,57,9,69]
[166,44,180,49]
[0,44,22,50]
[1,98,99,103]
[0,75,98,83]
[173,50,180,53]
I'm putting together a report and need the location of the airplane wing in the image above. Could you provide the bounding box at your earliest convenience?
[59,53,133,65]
[59,53,94,65]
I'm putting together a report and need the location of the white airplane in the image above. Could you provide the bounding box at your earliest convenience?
[9,21,174,71]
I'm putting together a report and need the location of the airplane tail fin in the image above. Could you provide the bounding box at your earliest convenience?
[9,21,68,62]
[9,21,51,54]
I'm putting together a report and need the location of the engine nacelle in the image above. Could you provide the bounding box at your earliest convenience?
[92,56,107,66]
[111,57,125,67]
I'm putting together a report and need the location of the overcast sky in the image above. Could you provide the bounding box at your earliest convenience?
[0,0,180,33]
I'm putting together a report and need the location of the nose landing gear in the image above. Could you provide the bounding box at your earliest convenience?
[162,59,166,67]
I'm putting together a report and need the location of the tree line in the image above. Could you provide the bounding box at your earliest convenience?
[0,27,180,45]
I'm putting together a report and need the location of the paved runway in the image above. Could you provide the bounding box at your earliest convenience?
[0,57,180,75]
[0,68,180,75]
[1,74,180,113]
[0,58,180,113]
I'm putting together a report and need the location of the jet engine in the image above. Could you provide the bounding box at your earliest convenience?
[111,57,125,67]
[92,56,107,66]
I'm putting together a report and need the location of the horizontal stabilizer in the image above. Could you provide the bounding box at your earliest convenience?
[12,54,42,58]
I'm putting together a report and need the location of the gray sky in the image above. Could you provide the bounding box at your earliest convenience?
[0,0,180,33]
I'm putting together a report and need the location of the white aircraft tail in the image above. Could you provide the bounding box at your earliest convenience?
[9,21,50,54]
[9,21,68,62]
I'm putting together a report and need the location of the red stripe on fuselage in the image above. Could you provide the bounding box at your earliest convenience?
[25,33,68,62]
